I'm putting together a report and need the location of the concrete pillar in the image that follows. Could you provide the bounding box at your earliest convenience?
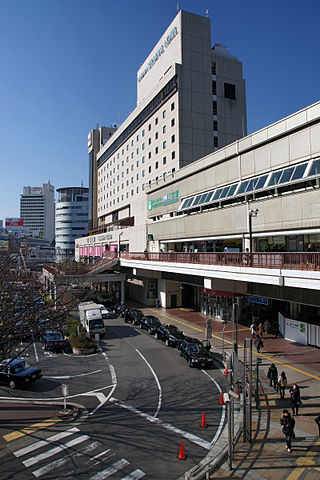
[120,281,125,303]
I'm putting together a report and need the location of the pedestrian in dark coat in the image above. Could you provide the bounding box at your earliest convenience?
[315,415,320,437]
[255,334,263,353]
[280,409,295,452]
[289,384,301,415]
[267,363,278,389]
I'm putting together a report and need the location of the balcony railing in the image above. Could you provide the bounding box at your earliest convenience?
[120,252,320,271]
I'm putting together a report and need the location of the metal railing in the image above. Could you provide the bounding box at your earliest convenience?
[119,251,320,271]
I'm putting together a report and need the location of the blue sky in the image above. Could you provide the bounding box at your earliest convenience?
[1,0,319,221]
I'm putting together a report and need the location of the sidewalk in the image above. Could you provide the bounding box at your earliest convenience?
[143,306,320,480]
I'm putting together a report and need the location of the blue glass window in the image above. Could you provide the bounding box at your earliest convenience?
[279,167,294,184]
[291,163,307,180]
[255,175,268,190]
[268,171,282,186]
[237,180,249,195]
[308,159,320,176]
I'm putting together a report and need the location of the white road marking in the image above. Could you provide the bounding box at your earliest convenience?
[110,397,211,450]
[121,470,145,479]
[44,369,101,380]
[23,434,90,467]
[201,370,226,446]
[87,351,117,416]
[33,341,39,363]
[135,349,162,418]
[89,459,129,479]
[14,427,80,457]
[32,441,99,478]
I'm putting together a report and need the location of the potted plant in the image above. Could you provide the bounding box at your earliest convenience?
[69,332,97,355]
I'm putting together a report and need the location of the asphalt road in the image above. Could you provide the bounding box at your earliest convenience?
[0,315,228,479]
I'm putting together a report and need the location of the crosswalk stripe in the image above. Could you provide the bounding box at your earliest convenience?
[3,417,62,442]
[121,469,145,479]
[32,441,99,478]
[23,434,90,468]
[89,459,129,479]
[14,427,80,457]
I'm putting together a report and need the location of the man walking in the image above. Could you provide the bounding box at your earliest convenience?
[280,409,295,453]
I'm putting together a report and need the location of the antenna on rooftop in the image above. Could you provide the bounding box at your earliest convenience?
[206,9,209,17]
[81,180,83,188]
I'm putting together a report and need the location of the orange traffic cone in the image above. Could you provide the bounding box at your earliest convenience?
[177,441,186,460]
[224,365,229,375]
[219,392,224,405]
[200,411,207,428]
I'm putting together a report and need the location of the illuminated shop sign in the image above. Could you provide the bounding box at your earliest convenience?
[138,26,178,83]
[148,190,179,210]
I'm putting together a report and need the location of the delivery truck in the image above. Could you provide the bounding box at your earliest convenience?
[78,302,105,337]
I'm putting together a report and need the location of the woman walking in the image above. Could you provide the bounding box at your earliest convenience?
[290,384,301,415]
[278,371,287,399]
[267,363,278,390]
[280,409,295,453]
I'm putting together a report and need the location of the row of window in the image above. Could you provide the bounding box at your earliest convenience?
[179,158,320,210]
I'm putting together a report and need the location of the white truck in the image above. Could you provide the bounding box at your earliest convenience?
[78,302,105,337]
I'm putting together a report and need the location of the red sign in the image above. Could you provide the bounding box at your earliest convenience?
[200,287,244,298]
[5,218,24,227]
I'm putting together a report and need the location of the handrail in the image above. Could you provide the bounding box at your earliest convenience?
[119,252,320,271]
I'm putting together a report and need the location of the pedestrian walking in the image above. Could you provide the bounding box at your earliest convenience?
[315,415,320,437]
[280,409,295,453]
[278,371,287,399]
[289,384,301,415]
[258,322,264,337]
[263,319,270,335]
[267,363,278,389]
[255,334,263,353]
[156,298,160,309]
[274,323,280,338]
[250,323,257,339]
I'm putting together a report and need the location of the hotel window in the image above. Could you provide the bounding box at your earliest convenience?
[171,102,174,111]
[142,156,145,163]
[136,186,139,193]
[142,129,145,137]
[126,192,129,198]
[121,194,124,200]
[163,110,166,118]
[131,165,134,171]
[163,156,167,165]
[148,152,151,159]
[131,177,134,183]
[224,82,236,100]
[171,118,175,127]
[155,117,158,125]
[121,160,124,166]
[137,160,139,167]
[142,183,145,190]
[137,173,139,180]
[142,143,145,150]
[171,135,175,143]
[172,168,175,173]
[156,176,158,182]
[155,132,158,140]
[126,168,129,174]
[131,140,134,146]
[131,189,134,196]
[155,146,158,154]
[214,137,218,147]
[148,166,151,173]
[142,170,145,177]
[212,62,216,74]
[163,141,167,149]
[126,180,129,186]
[213,101,217,115]
[148,123,151,131]
[171,151,175,160]
[131,152,134,158]
[213,120,218,131]
[136,135,139,141]
[163,125,166,134]
[148,138,151,145]
[212,81,216,95]
[155,161,159,169]
[136,148,139,154]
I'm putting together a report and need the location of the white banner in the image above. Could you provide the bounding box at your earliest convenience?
[279,313,307,345]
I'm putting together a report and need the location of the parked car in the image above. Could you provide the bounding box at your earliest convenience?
[0,358,42,389]
[128,309,144,325]
[154,324,185,347]
[178,337,214,368]
[140,315,162,334]
[41,331,66,351]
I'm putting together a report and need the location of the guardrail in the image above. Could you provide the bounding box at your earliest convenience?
[120,252,320,271]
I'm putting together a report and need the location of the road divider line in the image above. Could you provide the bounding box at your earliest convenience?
[136,349,162,418]
[109,397,211,450]
[3,417,62,443]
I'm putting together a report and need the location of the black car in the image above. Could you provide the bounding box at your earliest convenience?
[0,358,42,389]
[41,331,66,351]
[178,337,214,368]
[139,315,162,334]
[154,324,185,347]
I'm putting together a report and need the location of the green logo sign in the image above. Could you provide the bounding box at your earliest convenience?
[148,190,179,210]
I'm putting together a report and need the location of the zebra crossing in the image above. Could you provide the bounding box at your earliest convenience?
[8,426,146,479]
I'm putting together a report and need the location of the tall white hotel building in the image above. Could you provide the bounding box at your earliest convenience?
[86,10,247,253]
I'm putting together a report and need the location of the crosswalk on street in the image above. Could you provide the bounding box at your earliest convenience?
[7,425,146,479]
